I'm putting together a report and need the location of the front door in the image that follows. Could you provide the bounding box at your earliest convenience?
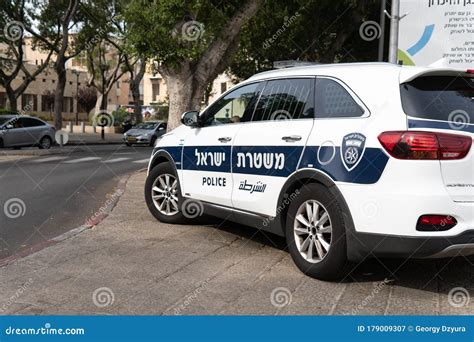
[181,81,264,207]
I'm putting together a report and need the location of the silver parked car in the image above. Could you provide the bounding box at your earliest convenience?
[0,115,55,149]
[123,121,167,146]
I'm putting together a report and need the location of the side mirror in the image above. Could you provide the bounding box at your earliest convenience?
[158,126,165,131]
[5,124,13,130]
[181,111,200,127]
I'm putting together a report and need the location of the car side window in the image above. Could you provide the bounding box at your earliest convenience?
[21,118,45,127]
[202,82,264,126]
[251,78,314,122]
[12,118,23,128]
[315,78,364,118]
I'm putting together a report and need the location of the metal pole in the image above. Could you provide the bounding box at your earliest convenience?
[101,71,105,141]
[388,0,400,64]
[378,0,386,62]
[75,72,79,125]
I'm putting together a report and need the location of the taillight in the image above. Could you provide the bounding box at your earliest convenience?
[416,215,457,231]
[378,131,472,160]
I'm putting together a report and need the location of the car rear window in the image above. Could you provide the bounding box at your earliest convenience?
[400,76,474,122]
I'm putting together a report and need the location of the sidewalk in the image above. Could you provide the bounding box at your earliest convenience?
[0,172,472,315]
[68,133,124,145]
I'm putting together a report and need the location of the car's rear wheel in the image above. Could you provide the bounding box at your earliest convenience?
[145,162,191,224]
[38,136,52,149]
[286,183,349,280]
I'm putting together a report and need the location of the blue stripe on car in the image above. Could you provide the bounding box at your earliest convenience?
[156,145,389,185]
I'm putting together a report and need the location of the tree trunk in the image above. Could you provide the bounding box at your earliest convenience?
[164,72,201,131]
[5,88,18,112]
[131,59,146,124]
[54,60,67,130]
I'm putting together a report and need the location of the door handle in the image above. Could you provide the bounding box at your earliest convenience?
[218,137,232,143]
[281,135,302,142]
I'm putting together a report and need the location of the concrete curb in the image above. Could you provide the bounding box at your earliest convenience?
[0,171,137,268]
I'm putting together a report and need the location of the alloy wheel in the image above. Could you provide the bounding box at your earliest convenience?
[293,200,332,263]
[151,173,179,216]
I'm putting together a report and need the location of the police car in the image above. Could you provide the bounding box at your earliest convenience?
[144,63,474,280]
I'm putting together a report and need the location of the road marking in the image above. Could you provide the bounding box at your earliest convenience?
[31,156,68,163]
[102,157,130,164]
[63,157,101,164]
[132,158,150,163]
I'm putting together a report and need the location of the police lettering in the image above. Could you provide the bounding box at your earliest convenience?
[202,177,227,187]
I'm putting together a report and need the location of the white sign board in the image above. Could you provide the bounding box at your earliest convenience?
[398,0,474,68]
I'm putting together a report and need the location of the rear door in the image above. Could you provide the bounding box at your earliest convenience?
[401,74,474,202]
[231,77,315,216]
[181,82,264,206]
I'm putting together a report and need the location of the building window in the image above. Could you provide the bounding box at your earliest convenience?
[152,81,160,101]
[220,82,227,94]
[21,94,38,112]
[41,95,54,112]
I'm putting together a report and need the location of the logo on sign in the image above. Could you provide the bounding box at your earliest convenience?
[341,133,366,172]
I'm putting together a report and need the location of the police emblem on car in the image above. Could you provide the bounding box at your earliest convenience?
[341,132,366,172]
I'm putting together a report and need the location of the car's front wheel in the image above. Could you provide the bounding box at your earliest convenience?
[285,183,350,280]
[145,162,191,224]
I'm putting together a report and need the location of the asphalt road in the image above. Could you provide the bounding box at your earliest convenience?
[0,144,153,259]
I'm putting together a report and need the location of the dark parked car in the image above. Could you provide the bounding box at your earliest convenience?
[0,115,55,149]
[123,121,167,146]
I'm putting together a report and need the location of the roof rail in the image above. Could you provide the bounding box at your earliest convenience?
[273,60,319,69]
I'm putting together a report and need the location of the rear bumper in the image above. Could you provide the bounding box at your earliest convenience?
[347,229,474,261]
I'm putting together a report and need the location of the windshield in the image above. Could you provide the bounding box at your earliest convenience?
[0,117,11,126]
[134,122,158,130]
[400,76,474,122]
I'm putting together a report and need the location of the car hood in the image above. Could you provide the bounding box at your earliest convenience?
[126,128,153,136]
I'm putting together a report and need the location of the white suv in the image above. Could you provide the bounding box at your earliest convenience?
[145,63,474,280]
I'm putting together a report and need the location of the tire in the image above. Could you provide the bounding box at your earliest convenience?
[285,183,350,281]
[125,142,132,147]
[38,136,52,149]
[144,162,192,224]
